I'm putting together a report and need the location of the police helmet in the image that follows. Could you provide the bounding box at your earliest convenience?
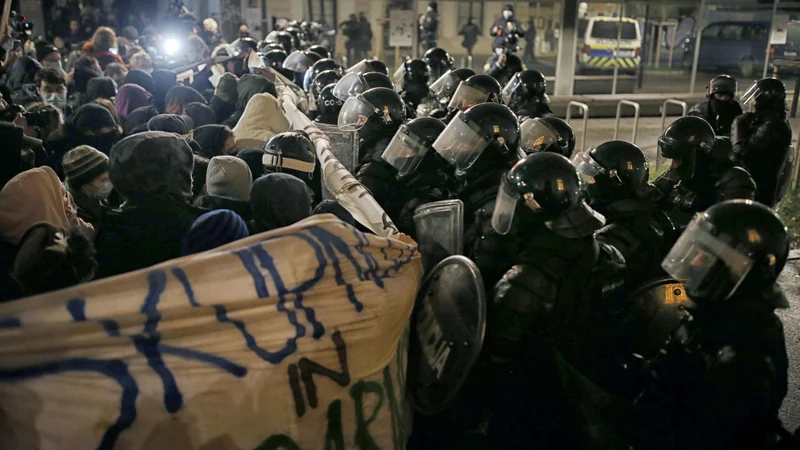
[363,72,394,90]
[707,74,737,97]
[519,116,575,158]
[310,70,342,99]
[741,77,787,110]
[423,47,454,80]
[430,68,476,103]
[338,87,406,136]
[502,70,547,111]
[262,49,288,70]
[662,200,789,306]
[393,58,431,87]
[307,45,330,59]
[658,116,715,180]
[317,83,344,120]
[265,30,294,53]
[227,37,259,57]
[492,152,604,237]
[304,58,343,90]
[448,74,502,111]
[381,117,446,178]
[572,140,650,204]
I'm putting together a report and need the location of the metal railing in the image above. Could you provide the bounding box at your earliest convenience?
[566,101,590,151]
[657,99,689,170]
[614,100,640,144]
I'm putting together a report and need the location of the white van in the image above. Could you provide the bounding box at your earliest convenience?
[577,16,643,74]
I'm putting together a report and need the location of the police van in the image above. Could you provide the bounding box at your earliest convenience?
[577,16,642,74]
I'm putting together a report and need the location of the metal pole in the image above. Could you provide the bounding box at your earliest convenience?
[668,24,675,69]
[554,0,579,96]
[648,22,657,67]
[655,24,663,69]
[763,0,780,79]
[612,1,624,95]
[411,0,419,58]
[689,0,708,93]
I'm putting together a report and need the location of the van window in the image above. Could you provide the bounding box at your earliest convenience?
[742,24,767,41]
[578,18,589,38]
[720,24,743,40]
[590,21,638,40]
[786,22,800,43]
[702,24,722,40]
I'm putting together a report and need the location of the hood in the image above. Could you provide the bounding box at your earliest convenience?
[74,65,103,94]
[109,131,194,203]
[250,173,312,233]
[152,69,178,112]
[125,69,156,94]
[232,93,290,150]
[0,167,70,245]
[114,84,153,118]
[86,77,118,101]
[194,124,234,158]
[184,102,216,128]
[123,105,159,135]
[215,73,239,104]
[165,85,207,114]
[236,75,277,111]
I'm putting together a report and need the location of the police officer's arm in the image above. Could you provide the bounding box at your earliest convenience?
[488,264,555,363]
[687,101,706,118]
[730,112,758,159]
[595,223,641,262]
[716,166,757,202]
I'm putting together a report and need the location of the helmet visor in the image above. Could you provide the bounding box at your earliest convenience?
[491,178,521,235]
[740,81,760,106]
[520,119,561,154]
[447,82,489,111]
[332,72,368,101]
[429,70,460,100]
[661,216,754,301]
[570,151,605,187]
[283,51,313,72]
[432,112,490,171]
[381,124,430,177]
[338,96,376,131]
[501,76,522,105]
[346,59,370,74]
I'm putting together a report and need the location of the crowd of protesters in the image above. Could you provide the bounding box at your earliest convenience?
[0,11,342,302]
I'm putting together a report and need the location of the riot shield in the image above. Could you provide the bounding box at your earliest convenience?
[315,123,360,201]
[630,277,696,358]
[413,199,464,272]
[775,145,795,205]
[408,255,486,415]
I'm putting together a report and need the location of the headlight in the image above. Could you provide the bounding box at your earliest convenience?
[163,39,181,56]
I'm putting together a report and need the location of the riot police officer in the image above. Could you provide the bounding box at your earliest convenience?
[654,116,756,229]
[226,37,259,76]
[420,1,439,51]
[732,77,793,207]
[423,47,454,80]
[484,52,524,87]
[502,69,552,120]
[262,49,296,80]
[338,86,406,165]
[283,50,321,86]
[356,117,447,228]
[642,199,789,450]
[303,58,343,91]
[347,58,389,76]
[263,131,321,203]
[427,68,475,118]
[482,152,623,447]
[573,141,675,286]
[306,69,342,121]
[307,44,331,59]
[519,116,575,157]
[258,41,285,54]
[265,30,295,53]
[443,74,502,123]
[394,58,432,112]
[431,102,520,284]
[688,74,743,137]
[314,83,344,125]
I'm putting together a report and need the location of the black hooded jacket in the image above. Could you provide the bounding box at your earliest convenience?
[688,98,743,137]
[222,74,277,128]
[250,173,313,233]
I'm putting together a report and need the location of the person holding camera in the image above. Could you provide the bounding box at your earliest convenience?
[490,3,525,53]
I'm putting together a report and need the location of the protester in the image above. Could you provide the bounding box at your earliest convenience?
[459,17,481,57]
[0,166,94,300]
[236,148,268,179]
[114,84,153,124]
[181,209,250,256]
[95,132,202,278]
[184,102,216,129]
[8,55,43,98]
[104,62,128,86]
[62,145,112,229]
[223,74,277,127]
[211,73,238,123]
[147,113,194,137]
[129,51,154,74]
[34,39,63,71]
[250,173,312,233]
[124,69,156,94]
[152,69,178,113]
[165,85,207,115]
[91,98,121,127]
[47,104,122,171]
[194,155,253,220]
[35,68,69,113]
[193,124,236,158]
[82,26,125,69]
[86,77,117,101]
[192,155,210,199]
[231,93,290,150]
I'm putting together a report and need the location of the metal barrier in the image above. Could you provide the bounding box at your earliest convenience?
[657,99,689,170]
[566,101,590,151]
[614,100,640,143]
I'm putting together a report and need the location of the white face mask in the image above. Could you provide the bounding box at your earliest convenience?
[43,92,67,111]
[86,180,113,200]
[503,10,513,19]
[496,48,505,56]
[427,6,433,12]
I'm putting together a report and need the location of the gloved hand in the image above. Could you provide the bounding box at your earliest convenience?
[669,187,698,212]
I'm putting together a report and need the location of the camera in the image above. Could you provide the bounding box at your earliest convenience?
[0,105,56,128]
[8,11,34,41]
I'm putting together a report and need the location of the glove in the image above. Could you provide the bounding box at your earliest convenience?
[668,187,698,212]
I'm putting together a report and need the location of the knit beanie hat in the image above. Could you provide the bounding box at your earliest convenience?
[73,103,118,134]
[147,114,194,136]
[215,73,239,104]
[62,145,109,190]
[34,39,59,62]
[206,155,253,201]
[181,209,249,255]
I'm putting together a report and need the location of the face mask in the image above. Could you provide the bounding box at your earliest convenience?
[44,60,62,71]
[503,10,513,19]
[43,92,67,111]
[427,6,433,12]
[86,180,113,200]
[496,48,504,56]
